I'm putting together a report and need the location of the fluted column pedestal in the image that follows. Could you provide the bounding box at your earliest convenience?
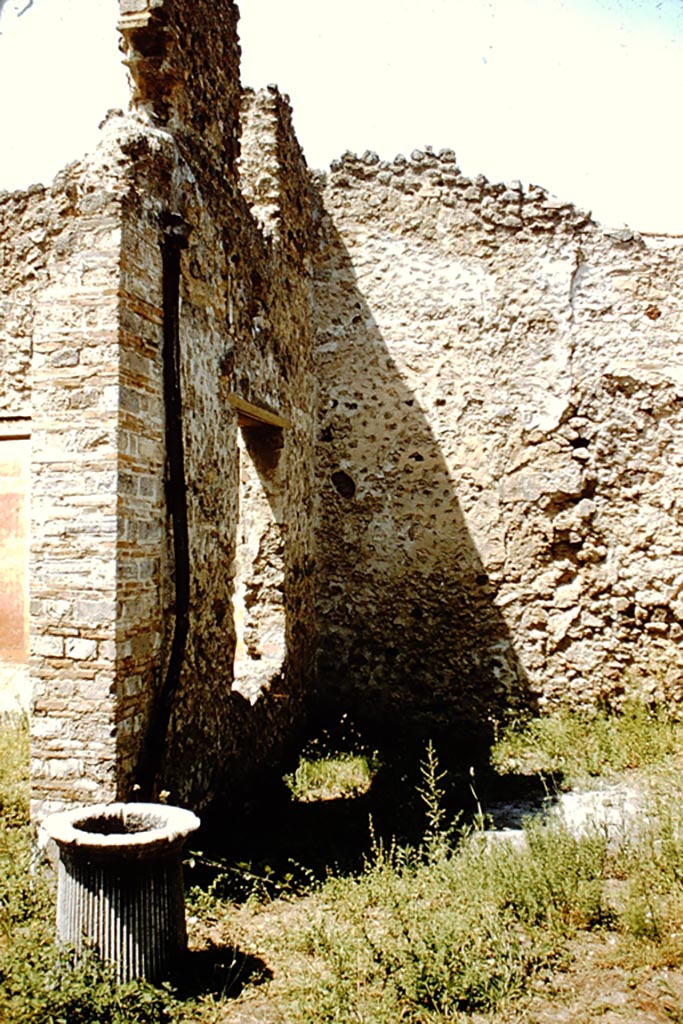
[43,803,200,983]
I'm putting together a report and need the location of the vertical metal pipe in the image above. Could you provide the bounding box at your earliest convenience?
[136,214,192,800]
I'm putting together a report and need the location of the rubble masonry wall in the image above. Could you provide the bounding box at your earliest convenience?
[314,149,683,752]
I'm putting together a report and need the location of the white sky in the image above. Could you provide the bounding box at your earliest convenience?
[0,0,681,232]
[0,0,128,185]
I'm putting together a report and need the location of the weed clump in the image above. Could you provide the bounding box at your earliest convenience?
[0,940,178,1024]
[273,744,615,1022]
[284,749,378,803]
[491,699,681,786]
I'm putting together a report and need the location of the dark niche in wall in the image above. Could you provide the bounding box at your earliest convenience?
[331,469,355,499]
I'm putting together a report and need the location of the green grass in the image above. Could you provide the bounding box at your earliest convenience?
[0,711,29,828]
[0,715,52,944]
[0,716,180,1024]
[490,699,682,787]
[3,701,683,1023]
[284,749,379,802]
[271,790,683,1023]
[1,939,179,1024]
[242,703,683,1022]
[264,743,615,1023]
[280,826,588,1022]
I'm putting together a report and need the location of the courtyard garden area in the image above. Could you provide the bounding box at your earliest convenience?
[3,702,683,1022]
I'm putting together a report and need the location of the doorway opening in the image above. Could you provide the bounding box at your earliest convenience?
[231,423,286,704]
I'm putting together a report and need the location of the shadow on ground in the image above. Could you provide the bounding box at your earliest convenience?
[175,944,271,1002]
[187,728,555,902]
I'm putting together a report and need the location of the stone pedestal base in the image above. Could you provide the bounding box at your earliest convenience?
[43,803,200,983]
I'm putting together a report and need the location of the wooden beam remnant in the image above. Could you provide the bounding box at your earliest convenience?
[0,418,31,441]
[226,393,292,430]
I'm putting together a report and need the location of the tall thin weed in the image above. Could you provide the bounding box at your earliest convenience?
[284,746,617,1021]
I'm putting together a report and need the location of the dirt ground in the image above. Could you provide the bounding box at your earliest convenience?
[178,765,683,1024]
[182,897,683,1024]
[497,933,683,1024]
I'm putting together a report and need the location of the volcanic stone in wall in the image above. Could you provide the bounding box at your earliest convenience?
[313,147,683,749]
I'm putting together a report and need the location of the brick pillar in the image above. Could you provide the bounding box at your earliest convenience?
[30,200,123,819]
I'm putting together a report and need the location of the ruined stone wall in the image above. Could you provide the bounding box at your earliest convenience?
[118,0,242,184]
[0,187,50,418]
[1,143,133,817]
[314,149,683,754]
[111,87,317,808]
[21,0,317,814]
[17,0,683,815]
[67,0,316,811]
